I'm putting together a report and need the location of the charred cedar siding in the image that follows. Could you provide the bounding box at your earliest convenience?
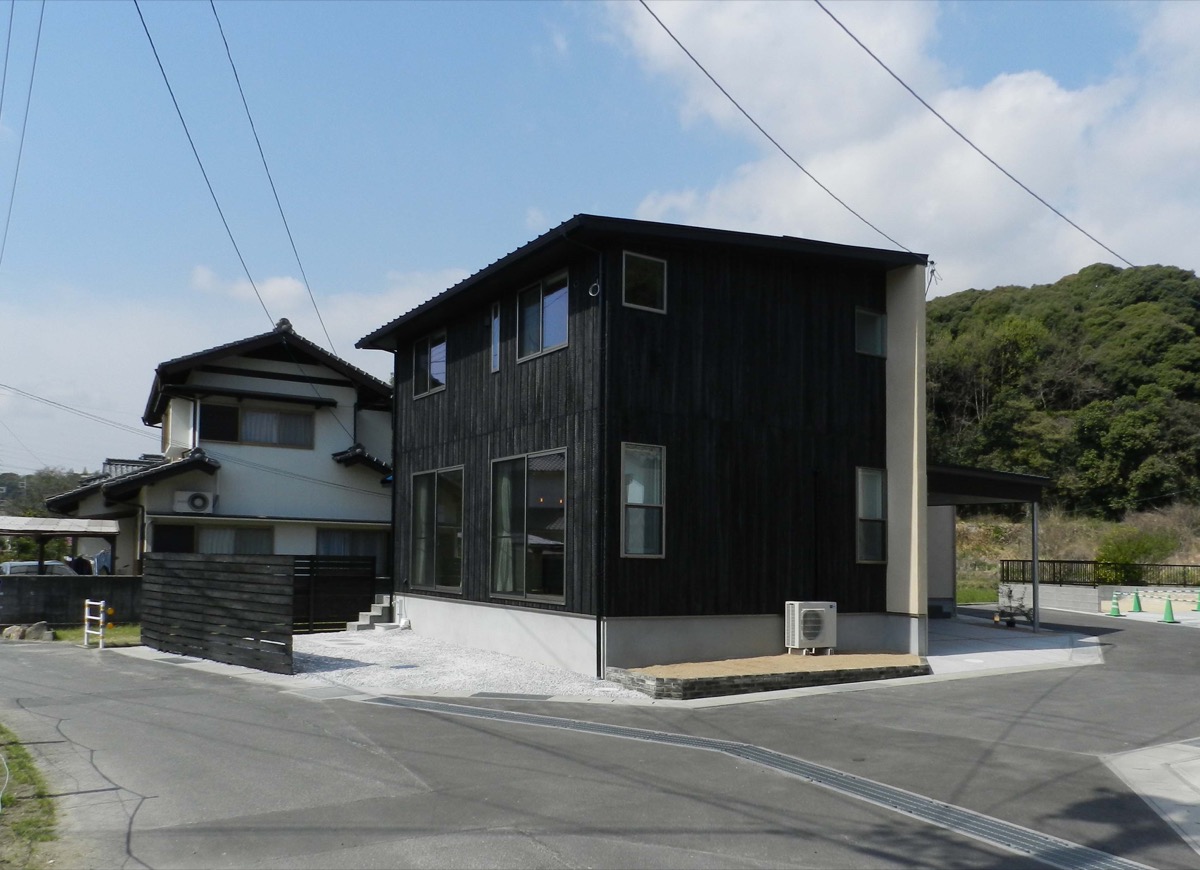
[604,243,888,618]
[393,253,603,614]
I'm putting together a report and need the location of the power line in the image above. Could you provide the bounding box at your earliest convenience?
[637,0,911,253]
[208,0,338,356]
[0,1,16,128]
[0,0,43,276]
[133,0,275,327]
[813,0,1134,269]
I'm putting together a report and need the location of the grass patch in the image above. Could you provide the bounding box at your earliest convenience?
[53,624,141,648]
[957,575,999,605]
[0,722,56,869]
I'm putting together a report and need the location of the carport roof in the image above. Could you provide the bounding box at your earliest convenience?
[928,464,1051,506]
[0,516,119,537]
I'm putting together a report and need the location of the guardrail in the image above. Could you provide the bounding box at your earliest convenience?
[1001,559,1200,587]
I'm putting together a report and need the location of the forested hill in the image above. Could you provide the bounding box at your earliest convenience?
[926,263,1200,518]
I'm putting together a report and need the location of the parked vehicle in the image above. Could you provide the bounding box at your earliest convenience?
[0,560,78,575]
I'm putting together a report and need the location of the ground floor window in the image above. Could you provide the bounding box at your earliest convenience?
[151,524,273,555]
[857,467,887,563]
[621,443,664,557]
[491,449,565,598]
[411,467,464,588]
[317,529,389,576]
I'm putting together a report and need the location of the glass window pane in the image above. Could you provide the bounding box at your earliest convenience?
[276,412,313,447]
[414,338,429,395]
[624,252,666,311]
[856,309,886,356]
[491,458,525,594]
[518,287,541,358]
[411,473,435,586]
[429,335,447,390]
[491,303,501,372]
[859,519,886,562]
[623,445,663,505]
[199,404,238,442]
[197,526,235,554]
[542,278,568,350]
[625,505,662,556]
[857,468,886,520]
[435,469,463,588]
[234,528,274,555]
[526,451,565,596]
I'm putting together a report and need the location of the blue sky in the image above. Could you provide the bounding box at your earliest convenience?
[0,0,1196,477]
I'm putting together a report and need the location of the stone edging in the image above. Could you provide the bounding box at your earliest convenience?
[605,662,933,700]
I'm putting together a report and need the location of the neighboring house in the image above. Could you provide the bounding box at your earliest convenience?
[47,320,393,575]
[357,215,930,675]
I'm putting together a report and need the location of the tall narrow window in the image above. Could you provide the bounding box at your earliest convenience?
[855,308,886,357]
[622,443,664,557]
[414,332,447,397]
[491,449,566,598]
[411,467,463,588]
[490,302,501,373]
[517,272,569,360]
[857,467,887,563]
[623,251,667,313]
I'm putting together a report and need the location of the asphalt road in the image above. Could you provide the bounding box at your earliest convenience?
[1,608,1197,869]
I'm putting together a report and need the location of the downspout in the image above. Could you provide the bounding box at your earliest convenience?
[596,250,609,679]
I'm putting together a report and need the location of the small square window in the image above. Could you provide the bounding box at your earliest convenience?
[517,272,569,360]
[623,251,667,313]
[856,308,886,357]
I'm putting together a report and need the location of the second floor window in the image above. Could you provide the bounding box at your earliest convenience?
[518,272,568,360]
[414,332,447,397]
[856,308,886,357]
[199,403,314,448]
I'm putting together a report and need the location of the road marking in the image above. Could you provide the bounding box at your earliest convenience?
[363,696,1150,870]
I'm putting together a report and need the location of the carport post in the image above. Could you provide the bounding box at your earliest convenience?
[1031,501,1040,632]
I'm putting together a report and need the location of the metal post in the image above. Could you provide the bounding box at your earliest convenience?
[1031,501,1040,632]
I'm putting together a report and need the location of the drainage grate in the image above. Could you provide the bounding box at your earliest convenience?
[363,696,1149,870]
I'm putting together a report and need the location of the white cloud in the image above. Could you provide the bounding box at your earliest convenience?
[190,266,307,309]
[612,0,1199,295]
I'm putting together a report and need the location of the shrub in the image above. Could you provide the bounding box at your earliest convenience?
[1095,526,1179,584]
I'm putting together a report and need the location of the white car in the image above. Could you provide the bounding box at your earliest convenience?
[0,560,78,575]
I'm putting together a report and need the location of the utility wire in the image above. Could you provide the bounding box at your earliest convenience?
[0,1,16,130]
[133,0,274,327]
[638,0,912,253]
[0,0,43,276]
[208,0,338,356]
[813,0,1134,269]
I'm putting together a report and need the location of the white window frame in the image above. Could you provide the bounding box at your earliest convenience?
[489,448,568,601]
[855,307,887,358]
[516,271,569,362]
[413,331,448,398]
[622,251,668,314]
[620,442,665,558]
[856,466,887,564]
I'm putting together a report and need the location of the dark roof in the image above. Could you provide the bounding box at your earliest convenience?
[927,464,1052,506]
[357,214,928,351]
[46,450,221,513]
[331,443,393,477]
[144,319,391,425]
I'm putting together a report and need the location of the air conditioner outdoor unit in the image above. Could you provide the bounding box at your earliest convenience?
[174,490,215,514]
[785,601,837,652]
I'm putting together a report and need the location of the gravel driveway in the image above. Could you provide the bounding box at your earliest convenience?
[291,629,646,699]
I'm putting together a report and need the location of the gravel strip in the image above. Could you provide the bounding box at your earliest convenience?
[291,630,646,699]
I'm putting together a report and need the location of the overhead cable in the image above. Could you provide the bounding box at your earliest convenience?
[637,0,912,253]
[813,0,1134,268]
[133,0,275,327]
[0,0,43,276]
[208,0,338,356]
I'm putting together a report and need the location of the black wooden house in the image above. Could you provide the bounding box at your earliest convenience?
[359,215,929,675]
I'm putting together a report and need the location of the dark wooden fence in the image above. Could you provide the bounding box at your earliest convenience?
[0,575,142,627]
[142,553,295,674]
[141,554,380,675]
[293,556,378,633]
[1002,560,1200,587]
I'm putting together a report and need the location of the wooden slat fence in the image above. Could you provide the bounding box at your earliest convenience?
[292,555,377,633]
[1001,559,1200,587]
[142,553,295,675]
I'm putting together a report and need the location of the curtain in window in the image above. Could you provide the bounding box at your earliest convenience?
[234,528,274,555]
[491,459,523,593]
[435,469,463,588]
[411,474,434,586]
[241,410,278,444]
[317,530,352,556]
[198,526,236,554]
[276,413,312,447]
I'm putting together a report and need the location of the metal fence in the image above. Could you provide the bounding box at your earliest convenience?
[1001,559,1200,587]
